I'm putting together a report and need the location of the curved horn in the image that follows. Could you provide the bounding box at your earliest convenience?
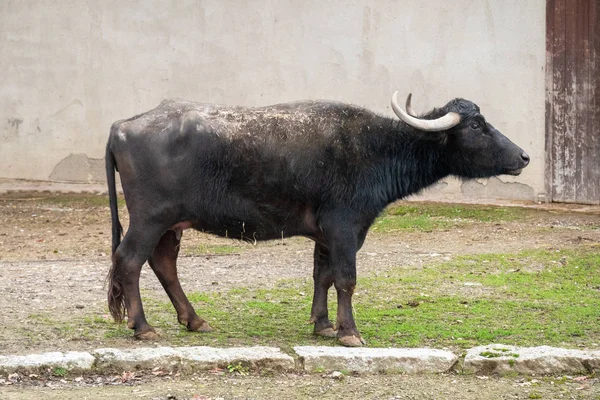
[405,93,417,117]
[391,91,461,132]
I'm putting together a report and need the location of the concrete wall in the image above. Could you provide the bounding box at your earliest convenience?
[0,0,546,201]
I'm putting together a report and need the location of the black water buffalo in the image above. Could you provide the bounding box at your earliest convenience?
[105,92,529,346]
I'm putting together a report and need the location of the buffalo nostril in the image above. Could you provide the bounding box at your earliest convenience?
[521,151,530,165]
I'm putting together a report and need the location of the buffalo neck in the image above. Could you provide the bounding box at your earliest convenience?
[358,117,450,208]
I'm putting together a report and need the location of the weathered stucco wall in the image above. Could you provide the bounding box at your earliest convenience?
[0,0,546,201]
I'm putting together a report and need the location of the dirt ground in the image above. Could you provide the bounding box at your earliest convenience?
[2,371,599,400]
[1,192,600,399]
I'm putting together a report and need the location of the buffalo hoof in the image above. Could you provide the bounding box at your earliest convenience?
[188,319,213,333]
[338,335,366,347]
[134,329,159,341]
[315,327,338,338]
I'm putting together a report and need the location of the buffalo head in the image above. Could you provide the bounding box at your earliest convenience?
[391,92,530,178]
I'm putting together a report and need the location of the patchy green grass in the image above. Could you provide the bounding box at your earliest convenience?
[480,350,519,359]
[372,202,529,232]
[390,202,527,222]
[89,245,600,351]
[355,247,600,348]
[18,245,599,352]
[31,193,125,209]
[10,195,597,351]
[52,367,67,377]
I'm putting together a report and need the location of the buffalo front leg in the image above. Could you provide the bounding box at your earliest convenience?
[309,243,336,338]
[327,229,365,347]
[148,230,212,333]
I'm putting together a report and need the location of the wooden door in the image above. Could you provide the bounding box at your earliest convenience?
[546,0,600,204]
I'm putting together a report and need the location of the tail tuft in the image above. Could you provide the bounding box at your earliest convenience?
[107,254,126,322]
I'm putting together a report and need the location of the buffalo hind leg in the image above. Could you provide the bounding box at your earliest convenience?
[148,230,212,333]
[110,224,164,340]
[309,243,337,338]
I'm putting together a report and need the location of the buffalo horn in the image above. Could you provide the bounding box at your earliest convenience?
[405,93,417,117]
[391,91,461,132]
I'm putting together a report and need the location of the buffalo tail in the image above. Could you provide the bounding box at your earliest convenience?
[105,140,125,322]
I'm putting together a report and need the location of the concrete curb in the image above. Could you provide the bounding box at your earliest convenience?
[93,346,295,372]
[0,351,95,373]
[464,344,600,375]
[1,345,598,376]
[295,346,458,374]
[0,346,294,375]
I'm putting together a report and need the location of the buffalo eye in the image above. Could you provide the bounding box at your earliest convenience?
[470,122,480,130]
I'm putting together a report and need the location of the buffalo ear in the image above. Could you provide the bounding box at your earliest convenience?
[420,130,449,146]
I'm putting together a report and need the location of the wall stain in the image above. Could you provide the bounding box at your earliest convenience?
[8,118,23,129]
[49,153,105,183]
[461,177,534,201]
[3,118,23,140]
